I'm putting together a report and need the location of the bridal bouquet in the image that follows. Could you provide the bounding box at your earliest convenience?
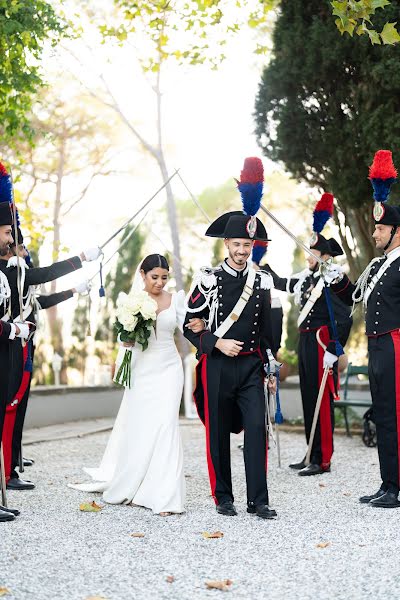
[114,290,158,387]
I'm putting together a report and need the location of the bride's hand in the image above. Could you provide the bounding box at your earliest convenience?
[185,318,206,333]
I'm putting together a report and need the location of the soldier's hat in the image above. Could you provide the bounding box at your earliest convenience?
[206,210,270,241]
[369,150,399,224]
[309,192,344,257]
[206,157,270,242]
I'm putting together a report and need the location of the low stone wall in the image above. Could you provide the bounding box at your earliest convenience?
[26,376,372,429]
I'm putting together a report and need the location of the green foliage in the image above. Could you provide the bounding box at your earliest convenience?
[254,0,400,273]
[331,0,400,44]
[106,226,145,308]
[0,1,66,144]
[100,0,278,70]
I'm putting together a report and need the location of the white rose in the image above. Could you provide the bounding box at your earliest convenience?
[116,292,128,309]
[140,297,157,320]
[123,314,138,332]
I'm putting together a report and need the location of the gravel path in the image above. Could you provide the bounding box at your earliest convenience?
[1,423,400,600]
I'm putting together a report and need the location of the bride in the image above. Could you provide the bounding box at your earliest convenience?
[69,254,204,516]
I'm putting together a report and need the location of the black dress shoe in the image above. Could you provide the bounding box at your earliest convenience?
[359,489,386,504]
[289,459,306,470]
[247,504,277,519]
[298,463,331,476]
[216,501,237,516]
[369,491,400,508]
[23,458,35,467]
[7,477,35,490]
[0,508,15,522]
[0,505,20,516]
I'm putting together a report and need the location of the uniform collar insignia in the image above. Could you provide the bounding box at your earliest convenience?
[221,259,249,278]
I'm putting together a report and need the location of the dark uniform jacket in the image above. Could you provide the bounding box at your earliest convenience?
[266,265,352,352]
[184,260,274,362]
[331,250,400,337]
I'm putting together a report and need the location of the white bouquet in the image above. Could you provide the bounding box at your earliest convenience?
[114,290,158,387]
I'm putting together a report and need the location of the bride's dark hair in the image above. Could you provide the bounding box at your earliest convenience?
[140,254,169,274]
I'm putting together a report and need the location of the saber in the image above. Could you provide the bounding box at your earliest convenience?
[10,172,26,348]
[270,391,282,468]
[260,204,327,266]
[99,168,180,251]
[0,442,8,507]
[305,329,330,466]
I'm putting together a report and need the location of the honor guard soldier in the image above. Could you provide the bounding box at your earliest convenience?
[327,150,400,508]
[266,193,352,476]
[0,162,100,515]
[1,226,89,490]
[184,157,277,520]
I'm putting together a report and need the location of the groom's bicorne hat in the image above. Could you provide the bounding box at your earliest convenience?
[309,192,343,258]
[205,157,269,242]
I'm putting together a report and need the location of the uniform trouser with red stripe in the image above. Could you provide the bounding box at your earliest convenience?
[298,327,335,467]
[10,364,33,478]
[202,353,269,506]
[368,331,400,494]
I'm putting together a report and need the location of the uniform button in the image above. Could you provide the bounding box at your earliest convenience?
[219,312,223,316]
[250,347,254,351]
[306,327,310,331]
[307,319,310,323]
[373,331,377,334]
[256,304,260,307]
[375,321,378,324]
[377,292,381,295]
[384,273,387,276]
[251,340,255,344]
[377,302,380,305]
[256,294,260,298]
[252,331,256,334]
[254,322,257,325]
[380,282,383,285]
[218,277,222,280]
[218,286,222,290]
[376,311,379,315]
[219,294,222,298]
[255,313,258,316]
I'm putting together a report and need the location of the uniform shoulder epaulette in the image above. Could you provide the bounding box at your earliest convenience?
[257,269,273,290]
[196,265,221,289]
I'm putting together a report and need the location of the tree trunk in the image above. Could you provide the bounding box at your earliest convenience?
[47,135,67,382]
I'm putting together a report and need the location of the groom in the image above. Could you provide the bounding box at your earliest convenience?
[184,210,277,519]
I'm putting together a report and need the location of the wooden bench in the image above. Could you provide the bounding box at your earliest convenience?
[334,363,371,436]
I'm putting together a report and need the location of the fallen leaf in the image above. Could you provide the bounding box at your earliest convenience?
[185,474,192,478]
[0,588,10,597]
[130,533,145,538]
[358,544,366,547]
[166,575,175,583]
[316,542,330,549]
[319,483,326,488]
[85,597,108,600]
[343,492,351,497]
[79,501,102,512]
[205,580,232,591]
[202,531,224,539]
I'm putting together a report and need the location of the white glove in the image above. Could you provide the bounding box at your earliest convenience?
[74,279,90,294]
[82,247,102,262]
[321,264,344,285]
[323,350,338,369]
[14,323,30,340]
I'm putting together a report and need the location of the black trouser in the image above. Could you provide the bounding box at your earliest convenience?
[10,372,33,478]
[368,331,400,494]
[298,330,335,466]
[203,353,268,506]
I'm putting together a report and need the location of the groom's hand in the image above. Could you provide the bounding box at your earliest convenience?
[215,339,244,357]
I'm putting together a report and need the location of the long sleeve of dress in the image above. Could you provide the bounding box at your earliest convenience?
[174,290,186,333]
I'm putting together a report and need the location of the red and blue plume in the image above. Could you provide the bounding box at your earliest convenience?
[369,150,398,203]
[252,241,268,265]
[237,157,264,216]
[313,193,334,234]
[0,161,13,207]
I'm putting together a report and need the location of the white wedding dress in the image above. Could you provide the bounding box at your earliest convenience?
[69,290,186,514]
